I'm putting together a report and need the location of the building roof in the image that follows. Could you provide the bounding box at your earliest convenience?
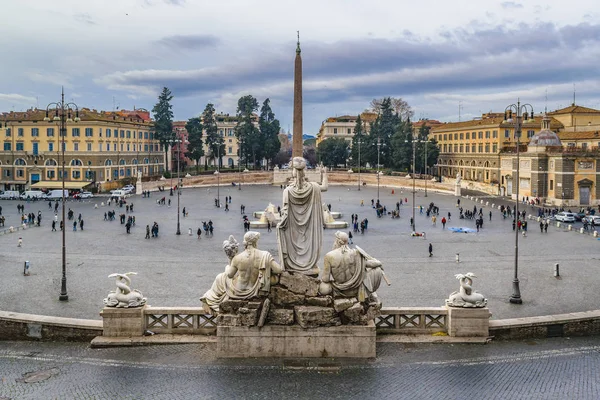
[413,119,443,128]
[548,104,600,115]
[325,112,377,124]
[0,108,152,126]
[557,131,600,140]
[432,115,563,132]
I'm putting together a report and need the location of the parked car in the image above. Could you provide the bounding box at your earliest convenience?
[19,190,45,200]
[574,212,586,221]
[582,215,600,225]
[122,185,135,194]
[555,212,576,223]
[73,191,93,199]
[46,189,69,200]
[0,190,20,200]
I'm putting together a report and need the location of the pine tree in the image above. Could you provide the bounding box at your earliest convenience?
[235,95,260,168]
[259,98,281,170]
[151,87,174,172]
[202,103,223,169]
[185,117,204,173]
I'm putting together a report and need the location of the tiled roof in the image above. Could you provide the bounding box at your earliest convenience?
[0,108,152,126]
[549,104,600,115]
[325,112,377,124]
[558,131,600,140]
[432,116,563,132]
[413,119,443,128]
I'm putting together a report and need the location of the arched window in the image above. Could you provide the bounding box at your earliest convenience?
[14,158,26,165]
[132,159,138,165]
[144,158,149,164]
[104,159,113,166]
[154,158,159,164]
[228,158,234,166]
[119,159,126,165]
[45,159,58,166]
[70,159,83,166]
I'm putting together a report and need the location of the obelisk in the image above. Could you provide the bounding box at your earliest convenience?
[292,32,303,158]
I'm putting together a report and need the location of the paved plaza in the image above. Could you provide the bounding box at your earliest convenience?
[0,336,599,398]
[1,183,599,320]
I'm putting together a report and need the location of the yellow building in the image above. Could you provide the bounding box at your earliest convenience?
[1,108,164,192]
[316,112,377,146]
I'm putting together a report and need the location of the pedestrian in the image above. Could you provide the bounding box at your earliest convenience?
[225,203,229,212]
[52,220,56,231]
[540,221,544,233]
[73,221,77,231]
[441,217,446,229]
[188,227,193,236]
[428,243,433,257]
[145,225,150,239]
[197,227,202,239]
[489,211,492,221]
[183,207,186,217]
[267,221,272,233]
[60,221,64,231]
[431,215,437,226]
[448,212,451,221]
[80,219,84,230]
[360,200,364,206]
[348,231,353,244]
[544,221,548,232]
[18,237,23,247]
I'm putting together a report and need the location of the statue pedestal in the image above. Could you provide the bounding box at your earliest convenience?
[446,306,490,337]
[100,306,146,337]
[217,322,375,358]
[454,183,461,197]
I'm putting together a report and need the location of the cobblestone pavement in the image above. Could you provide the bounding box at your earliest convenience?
[1,184,599,320]
[0,336,599,399]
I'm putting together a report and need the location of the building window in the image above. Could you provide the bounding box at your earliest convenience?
[87,143,92,151]
[333,128,338,134]
[465,132,470,139]
[133,144,136,151]
[72,128,80,137]
[106,129,111,138]
[72,170,81,179]
[492,130,498,138]
[99,128,102,137]
[582,143,588,150]
[32,128,39,137]
[47,170,55,179]
[459,144,463,152]
[485,131,490,139]
[70,159,83,166]
[3,142,10,151]
[49,143,54,151]
[465,145,470,153]
[443,134,447,141]
[18,128,24,137]
[120,143,124,151]
[454,144,458,152]
[125,144,129,151]
[443,144,447,152]
[347,128,351,134]
[550,180,554,190]
[471,144,476,152]
[144,144,148,151]
[17,169,24,177]
[505,129,510,138]
[492,144,497,153]
[478,144,483,153]
[126,130,131,138]
[5,128,11,137]
[485,144,490,153]
[454,134,458,140]
[16,142,24,151]
[47,128,54,137]
[120,130,124,138]
[85,128,93,137]
[105,143,109,151]
[62,142,66,151]
[228,146,233,154]
[478,131,483,139]
[459,133,463,140]
[144,132,148,139]
[527,130,535,138]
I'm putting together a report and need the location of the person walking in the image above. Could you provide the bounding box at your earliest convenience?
[73,221,77,231]
[489,211,492,221]
[540,220,544,233]
[441,216,446,229]
[145,225,150,239]
[348,231,353,244]
[197,227,202,239]
[182,207,186,217]
[267,221,272,233]
[428,243,433,257]
[79,219,84,231]
[52,220,56,231]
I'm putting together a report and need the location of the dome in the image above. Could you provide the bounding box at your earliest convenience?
[529,114,561,147]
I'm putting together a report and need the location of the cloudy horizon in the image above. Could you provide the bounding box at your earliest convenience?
[1,0,599,134]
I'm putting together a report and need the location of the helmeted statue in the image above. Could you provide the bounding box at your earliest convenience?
[320,231,385,305]
[201,232,282,314]
[277,157,328,276]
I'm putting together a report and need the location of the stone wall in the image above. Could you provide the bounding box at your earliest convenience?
[0,310,102,342]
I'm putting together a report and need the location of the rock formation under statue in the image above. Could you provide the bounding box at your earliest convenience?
[446,272,487,308]
[277,157,328,276]
[103,272,146,308]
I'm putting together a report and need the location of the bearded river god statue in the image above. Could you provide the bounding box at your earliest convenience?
[277,157,328,277]
[200,232,282,314]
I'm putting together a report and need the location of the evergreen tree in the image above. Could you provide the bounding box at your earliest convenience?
[317,137,350,168]
[390,117,413,171]
[184,117,204,173]
[202,103,223,169]
[235,95,260,168]
[151,87,174,172]
[367,98,395,168]
[259,98,281,170]
[350,114,365,167]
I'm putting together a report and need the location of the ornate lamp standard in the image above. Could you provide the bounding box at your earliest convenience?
[214,143,221,207]
[44,88,80,302]
[238,137,243,190]
[406,135,424,232]
[357,138,363,191]
[503,100,534,305]
[373,138,385,201]
[423,138,430,197]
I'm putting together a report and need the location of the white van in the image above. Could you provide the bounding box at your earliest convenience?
[20,190,45,200]
[110,190,129,199]
[47,189,69,200]
[0,190,20,200]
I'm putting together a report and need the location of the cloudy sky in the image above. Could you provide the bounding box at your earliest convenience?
[2,0,600,134]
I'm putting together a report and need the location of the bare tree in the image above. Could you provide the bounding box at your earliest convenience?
[369,97,414,121]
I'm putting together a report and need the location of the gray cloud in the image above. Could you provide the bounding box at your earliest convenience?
[98,21,600,108]
[155,34,220,50]
[501,1,524,9]
[73,13,95,25]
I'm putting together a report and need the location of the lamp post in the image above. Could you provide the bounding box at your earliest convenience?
[504,100,534,305]
[424,139,429,197]
[357,139,363,191]
[238,138,243,190]
[44,88,80,302]
[406,136,423,232]
[374,138,384,201]
[215,143,221,207]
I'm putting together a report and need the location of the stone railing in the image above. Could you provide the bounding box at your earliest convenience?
[376,307,447,334]
[144,307,217,335]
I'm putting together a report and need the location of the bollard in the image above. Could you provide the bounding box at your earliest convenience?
[23,260,30,276]
[486,201,489,206]
[556,222,561,228]
[594,231,599,237]
[492,203,495,208]
[481,200,484,204]
[580,227,585,234]
[554,263,560,277]
[456,253,460,263]
[537,217,541,222]
[498,205,502,210]
[568,225,572,231]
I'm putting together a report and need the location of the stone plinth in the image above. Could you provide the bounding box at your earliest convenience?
[324,221,348,229]
[100,306,146,337]
[446,306,490,337]
[217,321,375,358]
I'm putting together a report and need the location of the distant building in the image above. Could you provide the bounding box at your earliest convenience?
[316,112,377,146]
[1,108,163,192]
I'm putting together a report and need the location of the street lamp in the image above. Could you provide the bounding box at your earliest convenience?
[44,88,80,302]
[373,138,385,201]
[504,100,534,305]
[168,138,185,235]
[406,136,424,232]
[423,139,430,197]
[238,138,243,190]
[357,139,363,191]
[215,143,221,207]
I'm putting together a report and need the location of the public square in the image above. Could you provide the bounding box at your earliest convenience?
[1,182,599,321]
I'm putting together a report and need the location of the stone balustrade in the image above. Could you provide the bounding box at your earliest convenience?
[143,307,217,335]
[375,307,448,334]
